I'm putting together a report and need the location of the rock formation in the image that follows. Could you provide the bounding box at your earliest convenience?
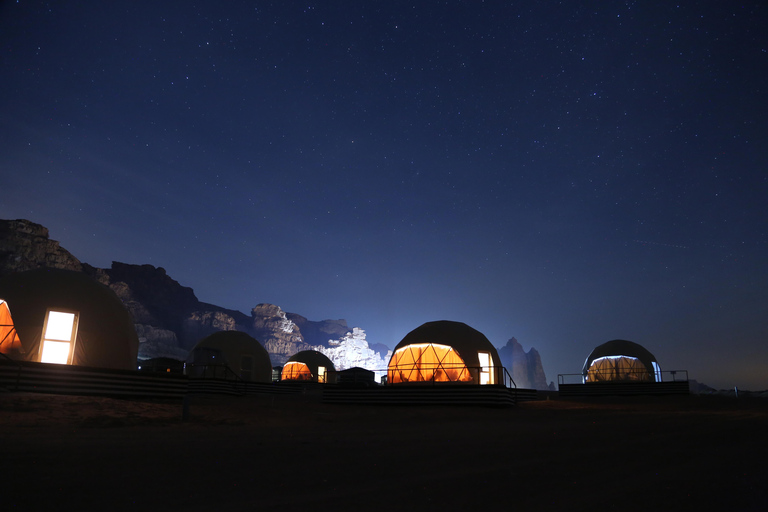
[313,327,392,380]
[498,337,549,390]
[250,303,310,364]
[0,219,82,276]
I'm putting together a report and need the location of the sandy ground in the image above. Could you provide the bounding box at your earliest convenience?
[2,389,767,511]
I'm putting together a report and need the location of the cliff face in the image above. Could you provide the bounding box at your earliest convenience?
[498,337,549,390]
[250,304,310,365]
[0,219,82,276]
[87,262,252,357]
[286,312,350,347]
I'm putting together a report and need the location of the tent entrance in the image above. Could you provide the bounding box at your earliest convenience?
[317,365,326,383]
[478,351,494,385]
[39,309,79,365]
[0,299,23,355]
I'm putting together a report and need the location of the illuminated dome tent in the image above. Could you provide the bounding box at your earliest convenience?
[0,268,139,370]
[582,340,661,383]
[388,321,502,385]
[0,299,22,354]
[281,350,336,383]
[186,331,272,382]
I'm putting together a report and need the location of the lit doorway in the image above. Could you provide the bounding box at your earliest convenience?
[39,309,79,364]
[478,352,494,385]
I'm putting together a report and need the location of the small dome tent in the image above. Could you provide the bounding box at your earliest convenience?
[0,268,139,370]
[186,331,272,382]
[281,350,336,383]
[387,321,502,385]
[582,340,661,383]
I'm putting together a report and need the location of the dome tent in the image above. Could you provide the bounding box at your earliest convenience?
[387,320,502,385]
[582,339,660,383]
[0,268,139,370]
[186,330,272,382]
[281,350,336,383]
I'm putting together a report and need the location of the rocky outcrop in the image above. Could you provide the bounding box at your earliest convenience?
[251,304,309,364]
[498,337,549,390]
[91,262,246,351]
[313,327,392,381]
[0,219,82,276]
[104,262,200,321]
[286,312,350,347]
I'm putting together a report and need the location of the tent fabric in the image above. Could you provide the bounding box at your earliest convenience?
[281,361,312,381]
[388,343,472,383]
[0,268,139,370]
[186,330,272,382]
[283,350,336,383]
[582,340,659,382]
[387,320,502,385]
[0,299,23,355]
[585,356,652,382]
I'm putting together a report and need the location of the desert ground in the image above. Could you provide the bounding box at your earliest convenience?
[2,389,766,511]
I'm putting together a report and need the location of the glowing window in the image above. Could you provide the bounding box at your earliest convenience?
[39,309,79,365]
[317,365,326,383]
[387,343,472,384]
[586,355,651,382]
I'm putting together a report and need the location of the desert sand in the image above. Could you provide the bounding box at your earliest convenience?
[2,389,766,511]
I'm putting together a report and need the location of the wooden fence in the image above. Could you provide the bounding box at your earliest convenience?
[0,359,188,399]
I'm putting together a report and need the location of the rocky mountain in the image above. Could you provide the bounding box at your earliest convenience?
[498,337,550,390]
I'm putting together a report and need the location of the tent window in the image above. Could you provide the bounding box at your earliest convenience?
[0,299,23,355]
[388,343,472,384]
[281,361,313,381]
[39,309,79,365]
[586,355,651,382]
[652,361,662,382]
[317,365,326,383]
[478,351,494,385]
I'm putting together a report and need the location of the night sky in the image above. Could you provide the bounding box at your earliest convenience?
[2,2,766,390]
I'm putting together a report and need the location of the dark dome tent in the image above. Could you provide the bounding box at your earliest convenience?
[582,339,661,383]
[387,320,503,385]
[281,350,336,383]
[186,331,272,382]
[0,268,139,370]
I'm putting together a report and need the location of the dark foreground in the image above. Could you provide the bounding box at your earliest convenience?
[2,390,766,511]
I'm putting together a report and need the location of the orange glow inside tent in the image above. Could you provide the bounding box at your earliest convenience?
[388,343,472,383]
[0,299,23,354]
[281,361,313,381]
[585,355,652,382]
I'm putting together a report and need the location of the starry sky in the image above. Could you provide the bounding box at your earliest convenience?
[2,1,766,390]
